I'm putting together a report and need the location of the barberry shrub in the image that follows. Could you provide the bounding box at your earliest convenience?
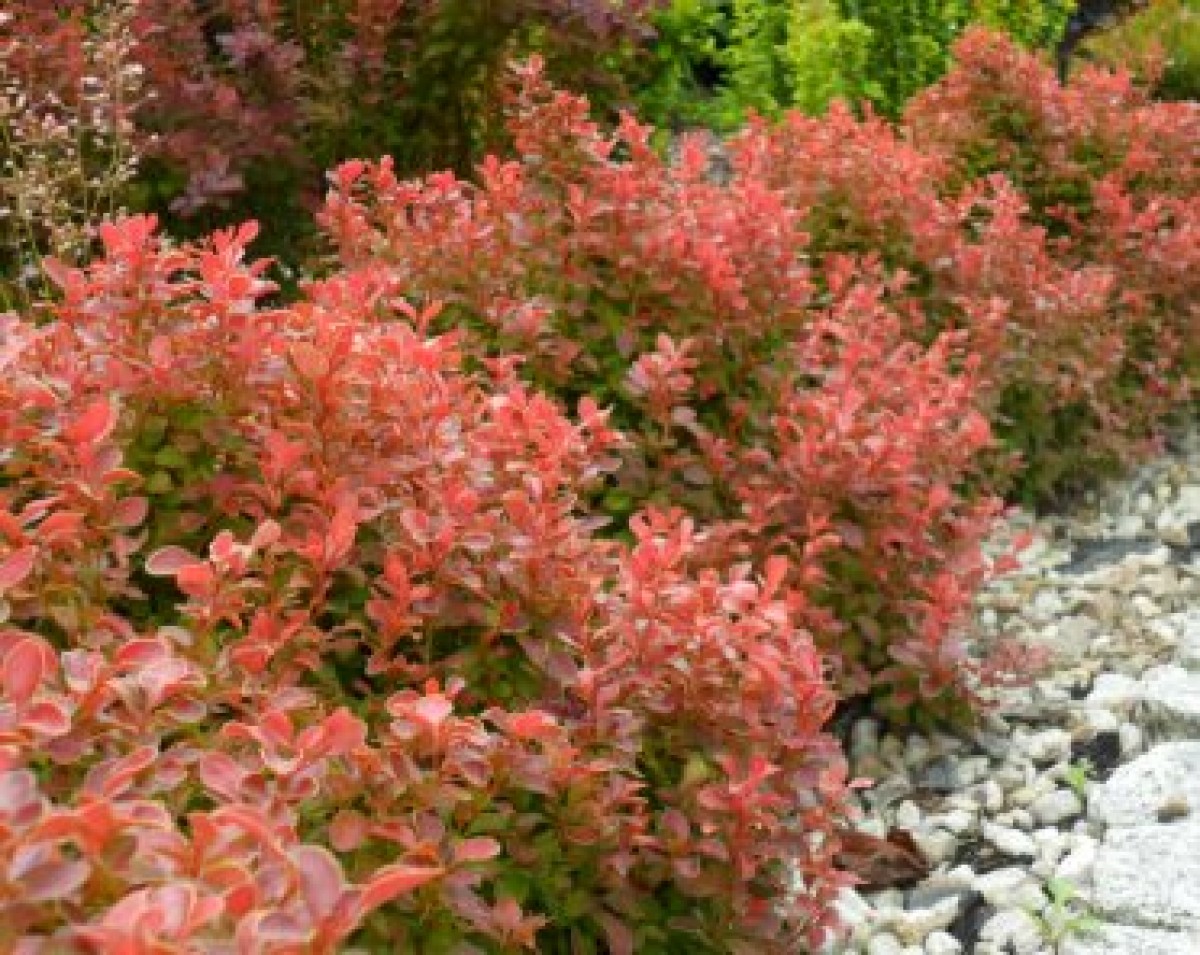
[0,215,855,952]
[319,59,1009,720]
[904,28,1200,502]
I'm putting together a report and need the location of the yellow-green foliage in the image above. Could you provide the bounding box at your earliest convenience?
[780,2,880,114]
[637,0,1079,127]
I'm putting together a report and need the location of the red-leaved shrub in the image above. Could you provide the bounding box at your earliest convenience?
[730,32,1200,503]
[905,30,1200,501]
[319,59,1009,719]
[0,216,855,952]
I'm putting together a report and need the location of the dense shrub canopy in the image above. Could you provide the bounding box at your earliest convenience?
[0,6,1196,951]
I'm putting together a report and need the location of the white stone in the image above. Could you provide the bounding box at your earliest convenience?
[1180,629,1200,672]
[1076,707,1121,735]
[905,735,933,768]
[886,897,963,945]
[895,800,922,831]
[913,829,958,867]
[867,933,905,955]
[1175,484,1200,514]
[973,867,1042,908]
[1055,835,1098,884]
[1120,721,1145,758]
[1092,822,1200,929]
[1139,667,1200,739]
[924,931,962,955]
[1032,828,1071,868]
[832,887,873,933]
[935,809,975,835]
[1089,743,1200,828]
[982,822,1037,858]
[1086,672,1142,713]
[955,757,991,788]
[977,779,1004,811]
[1024,728,1072,764]
[1115,514,1146,536]
[1132,593,1162,618]
[978,909,1043,955]
[1030,788,1083,827]
[1061,923,1200,955]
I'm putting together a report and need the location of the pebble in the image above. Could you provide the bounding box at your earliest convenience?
[884,897,962,945]
[1030,788,1082,826]
[982,822,1037,858]
[1056,836,1098,883]
[823,430,1200,953]
[978,909,1044,954]
[1024,728,1072,765]
[923,932,962,955]
[973,868,1042,908]
[867,934,905,955]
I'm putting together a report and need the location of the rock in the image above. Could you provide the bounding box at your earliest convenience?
[1176,484,1200,514]
[934,809,975,836]
[1024,728,1072,765]
[832,887,873,935]
[1055,836,1098,884]
[1086,673,1142,713]
[981,822,1037,859]
[923,931,962,955]
[1030,788,1083,827]
[1031,828,1071,870]
[895,800,922,831]
[1120,721,1145,758]
[1060,923,1200,955]
[1089,743,1200,828]
[1138,667,1200,740]
[913,829,959,867]
[1115,514,1146,536]
[991,765,1027,792]
[867,933,905,955]
[972,868,1043,909]
[1007,784,1040,808]
[1180,626,1200,672]
[885,897,964,945]
[1092,822,1200,929]
[1132,593,1161,618]
[976,779,1004,812]
[1076,707,1121,736]
[977,909,1043,955]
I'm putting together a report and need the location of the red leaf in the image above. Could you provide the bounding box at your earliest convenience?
[64,399,117,446]
[112,496,150,529]
[357,864,443,914]
[21,700,71,736]
[453,837,501,864]
[330,811,369,853]
[145,546,203,577]
[3,638,46,705]
[0,546,36,592]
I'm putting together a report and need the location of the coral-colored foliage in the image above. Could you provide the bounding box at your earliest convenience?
[2,22,1196,952]
[0,217,852,951]
[320,58,1006,718]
